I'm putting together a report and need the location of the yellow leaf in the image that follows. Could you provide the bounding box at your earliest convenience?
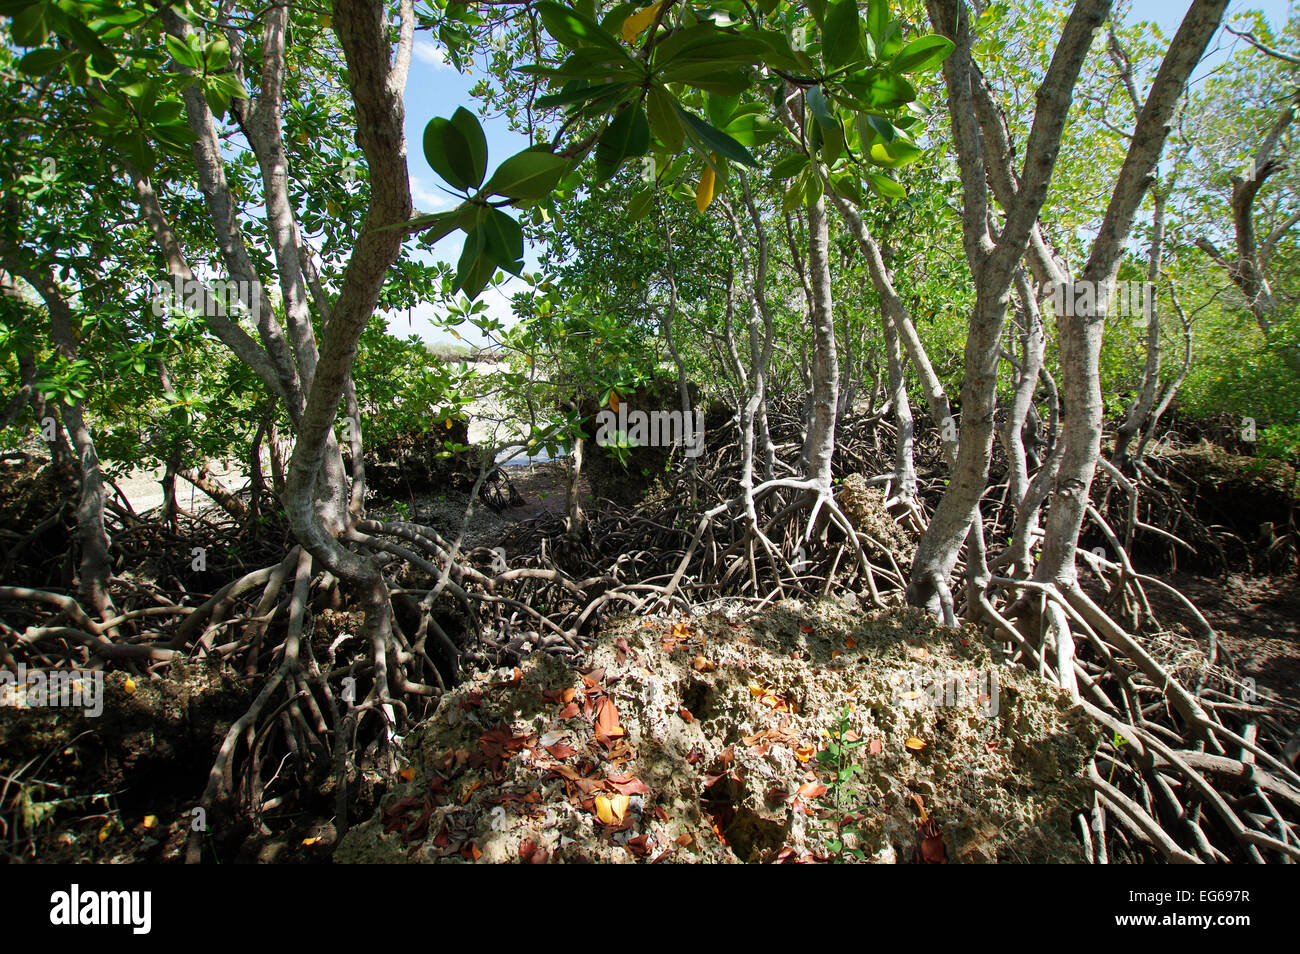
[696,164,716,213]
[594,794,629,825]
[302,836,321,846]
[142,815,157,829]
[445,418,453,430]
[398,767,415,781]
[621,2,663,43]
[123,677,136,695]
[97,821,113,843]
[905,737,927,751]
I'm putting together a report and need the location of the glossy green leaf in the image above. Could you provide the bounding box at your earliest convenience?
[893,35,955,73]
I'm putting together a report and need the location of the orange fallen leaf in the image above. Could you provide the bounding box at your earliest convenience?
[845,637,858,648]
[905,737,927,751]
[795,744,815,763]
[594,697,626,747]
[796,782,829,800]
[869,738,884,755]
[691,655,715,672]
[461,779,485,803]
[678,707,694,722]
[301,836,321,846]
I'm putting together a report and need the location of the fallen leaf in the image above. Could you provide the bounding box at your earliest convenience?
[691,655,715,672]
[594,793,630,825]
[594,697,626,747]
[678,707,694,722]
[845,637,858,648]
[123,678,136,695]
[301,836,321,846]
[905,737,927,751]
[869,738,884,755]
[545,743,577,760]
[795,744,816,763]
[141,815,157,829]
[606,774,650,795]
[796,782,829,800]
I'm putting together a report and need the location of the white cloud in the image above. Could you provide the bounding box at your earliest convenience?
[410,174,458,213]
[413,39,452,69]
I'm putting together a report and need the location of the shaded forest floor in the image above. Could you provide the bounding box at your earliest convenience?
[1,432,1297,863]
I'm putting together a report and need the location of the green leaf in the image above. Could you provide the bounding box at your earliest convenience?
[866,0,891,45]
[771,153,809,180]
[595,103,650,178]
[892,35,955,73]
[646,86,684,153]
[423,107,488,192]
[16,48,70,75]
[164,34,200,70]
[11,3,48,47]
[869,138,923,167]
[535,80,626,109]
[804,85,836,131]
[535,1,626,55]
[482,208,525,275]
[628,188,656,221]
[483,148,570,200]
[824,0,863,69]
[674,103,758,167]
[867,171,905,199]
[451,107,488,189]
[653,23,765,66]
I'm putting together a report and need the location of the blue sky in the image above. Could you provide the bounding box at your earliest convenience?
[394,2,1297,347]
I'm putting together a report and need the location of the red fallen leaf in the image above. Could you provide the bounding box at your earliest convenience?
[626,834,652,857]
[675,833,694,847]
[582,668,606,690]
[433,826,450,848]
[686,747,703,765]
[748,742,771,757]
[921,833,947,864]
[959,637,971,647]
[460,690,483,710]
[594,697,626,748]
[460,841,482,861]
[869,738,884,755]
[545,743,578,760]
[678,707,695,722]
[796,782,829,800]
[606,774,650,795]
[547,763,581,781]
[519,838,538,863]
[653,806,669,822]
[616,638,630,663]
[558,702,581,718]
[800,626,814,634]
[428,773,447,796]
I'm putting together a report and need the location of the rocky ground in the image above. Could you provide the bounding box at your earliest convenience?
[337,597,1097,864]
